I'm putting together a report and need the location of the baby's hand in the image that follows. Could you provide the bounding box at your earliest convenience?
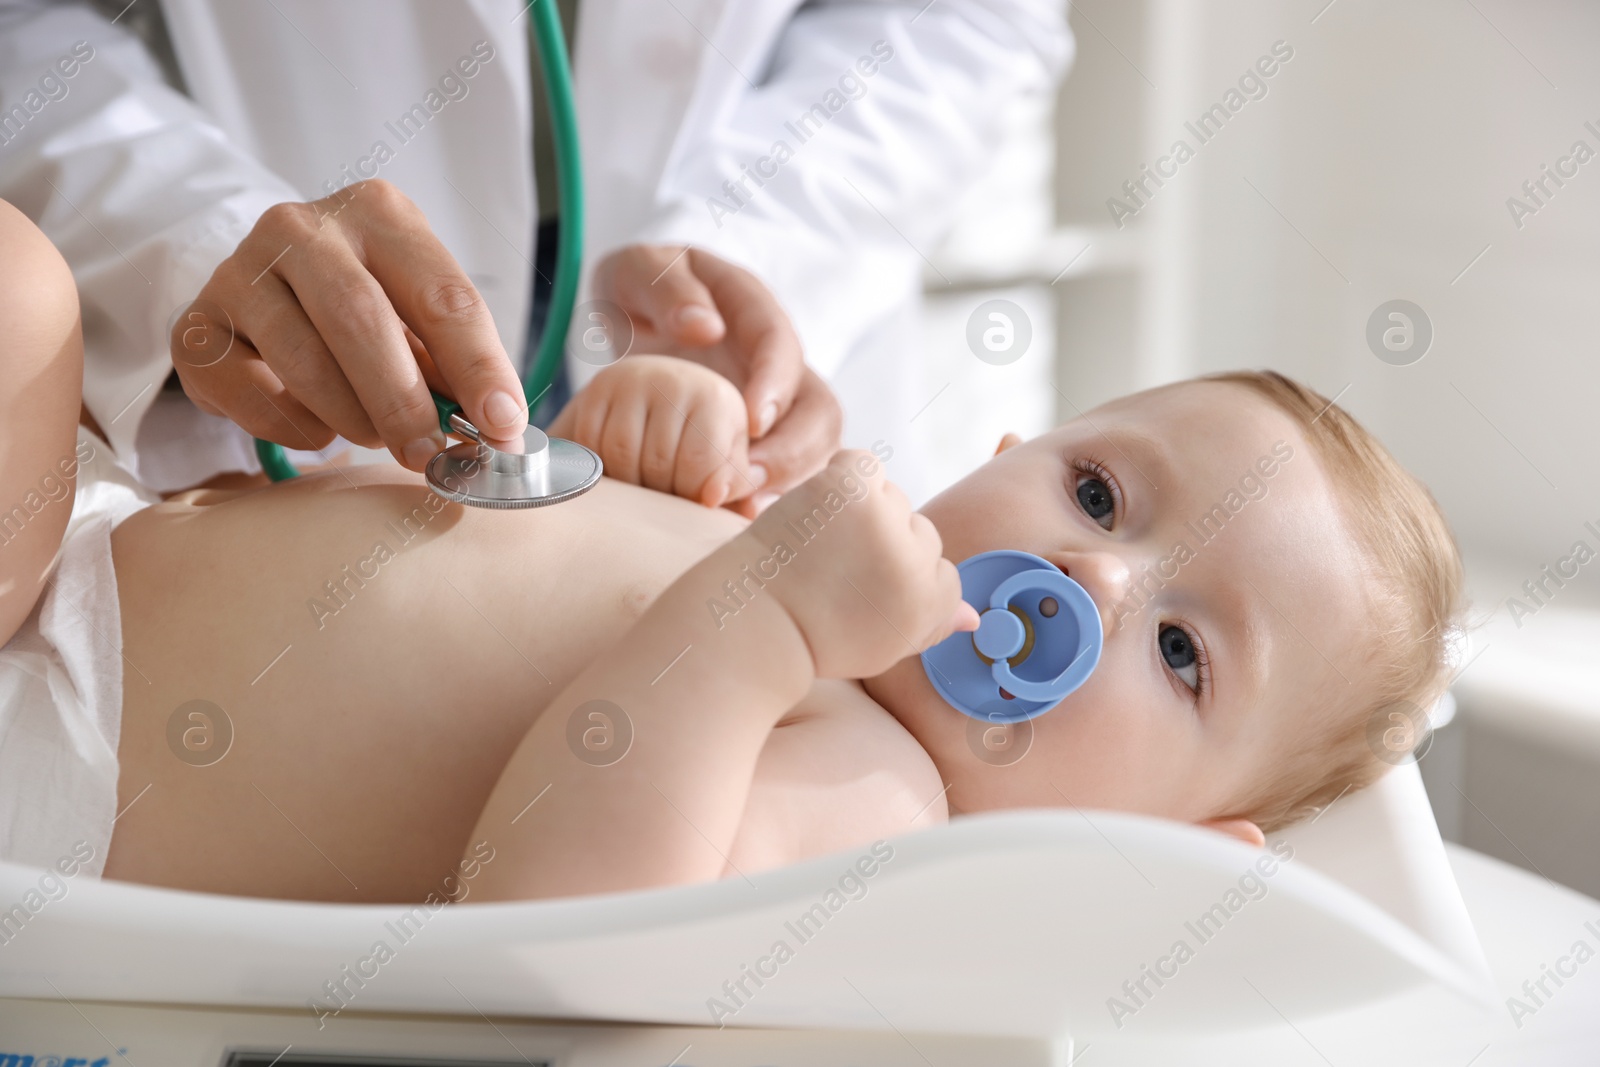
[751,450,978,680]
[549,355,759,507]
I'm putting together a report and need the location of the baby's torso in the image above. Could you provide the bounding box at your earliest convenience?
[109,466,942,898]
[128,466,751,706]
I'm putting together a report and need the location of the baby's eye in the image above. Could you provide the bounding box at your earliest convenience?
[1075,473,1115,529]
[1159,624,1201,693]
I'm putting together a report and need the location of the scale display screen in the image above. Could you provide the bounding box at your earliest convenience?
[225,1055,551,1067]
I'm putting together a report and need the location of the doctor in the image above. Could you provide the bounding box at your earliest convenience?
[0,0,1070,504]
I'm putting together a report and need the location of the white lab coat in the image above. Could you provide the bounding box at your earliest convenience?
[0,0,1070,499]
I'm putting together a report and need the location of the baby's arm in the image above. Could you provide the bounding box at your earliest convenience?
[466,516,812,899]
[468,450,973,901]
[548,355,761,508]
[0,200,85,647]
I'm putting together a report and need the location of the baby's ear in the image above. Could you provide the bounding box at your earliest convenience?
[1198,816,1266,848]
[994,432,1023,456]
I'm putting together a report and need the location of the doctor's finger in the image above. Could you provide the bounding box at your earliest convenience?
[687,250,803,440]
[276,241,444,471]
[241,274,382,448]
[180,334,337,452]
[745,366,841,493]
[360,221,529,444]
[603,246,727,347]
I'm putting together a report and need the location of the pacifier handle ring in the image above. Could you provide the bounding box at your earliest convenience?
[986,568,1103,703]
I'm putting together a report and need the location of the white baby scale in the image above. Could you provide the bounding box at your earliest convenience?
[0,760,1594,1066]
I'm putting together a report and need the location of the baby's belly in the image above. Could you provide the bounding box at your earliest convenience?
[107,466,749,900]
[125,466,747,700]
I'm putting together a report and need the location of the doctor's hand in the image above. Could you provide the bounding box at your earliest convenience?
[593,245,842,515]
[171,179,529,471]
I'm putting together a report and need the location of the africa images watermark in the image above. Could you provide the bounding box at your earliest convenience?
[705,440,895,630]
[305,458,497,630]
[1107,839,1296,1029]
[705,40,896,229]
[1106,40,1295,229]
[305,498,438,629]
[0,840,97,949]
[1501,518,1600,629]
[318,40,497,197]
[307,839,497,1029]
[0,40,97,148]
[1504,118,1600,231]
[1110,440,1295,627]
[0,438,98,552]
[706,840,896,1027]
[1505,918,1600,1030]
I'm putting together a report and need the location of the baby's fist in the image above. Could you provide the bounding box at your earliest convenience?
[751,450,977,680]
[549,355,757,507]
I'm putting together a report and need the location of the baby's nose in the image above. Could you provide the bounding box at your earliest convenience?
[1051,551,1132,633]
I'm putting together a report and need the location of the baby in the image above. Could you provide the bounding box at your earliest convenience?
[0,200,1464,905]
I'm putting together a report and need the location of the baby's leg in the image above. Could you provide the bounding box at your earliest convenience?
[0,200,85,647]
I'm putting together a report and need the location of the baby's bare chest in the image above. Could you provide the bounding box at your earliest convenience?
[438,476,752,702]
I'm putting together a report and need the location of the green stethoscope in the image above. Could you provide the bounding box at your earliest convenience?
[254,1,602,509]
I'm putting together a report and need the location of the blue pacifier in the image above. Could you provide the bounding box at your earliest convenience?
[922,550,1103,724]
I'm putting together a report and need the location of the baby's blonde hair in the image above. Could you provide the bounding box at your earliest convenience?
[1202,370,1465,833]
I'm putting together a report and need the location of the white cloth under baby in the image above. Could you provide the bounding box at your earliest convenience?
[0,426,159,876]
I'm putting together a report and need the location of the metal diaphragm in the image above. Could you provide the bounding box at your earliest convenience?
[425,424,602,509]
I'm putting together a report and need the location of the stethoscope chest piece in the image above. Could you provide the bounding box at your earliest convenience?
[921,549,1102,724]
[426,421,602,509]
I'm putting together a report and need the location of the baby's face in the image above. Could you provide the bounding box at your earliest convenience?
[867,381,1375,838]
